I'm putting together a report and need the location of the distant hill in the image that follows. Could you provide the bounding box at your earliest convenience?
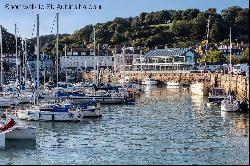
[1,6,249,56]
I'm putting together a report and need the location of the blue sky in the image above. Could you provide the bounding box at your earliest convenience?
[0,0,249,39]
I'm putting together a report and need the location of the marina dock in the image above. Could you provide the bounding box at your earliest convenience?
[85,71,249,101]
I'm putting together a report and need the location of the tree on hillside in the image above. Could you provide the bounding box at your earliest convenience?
[181,8,200,20]
[172,20,191,39]
[200,50,226,64]
[1,6,248,53]
[190,13,207,40]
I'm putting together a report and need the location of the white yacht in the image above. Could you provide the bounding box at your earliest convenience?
[16,101,101,121]
[0,93,20,107]
[221,93,240,112]
[141,77,158,85]
[19,91,34,104]
[167,81,183,88]
[190,82,209,96]
[221,28,240,112]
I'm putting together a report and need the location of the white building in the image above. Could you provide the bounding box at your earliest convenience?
[133,48,200,71]
[60,51,114,72]
[114,53,140,71]
[26,53,54,77]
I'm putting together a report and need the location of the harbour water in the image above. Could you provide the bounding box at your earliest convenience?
[0,87,249,165]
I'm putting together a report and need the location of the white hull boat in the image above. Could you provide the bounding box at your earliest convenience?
[19,92,34,104]
[141,78,158,85]
[221,94,240,112]
[167,81,183,88]
[3,126,36,139]
[76,104,102,117]
[17,102,102,121]
[39,90,56,100]
[0,126,36,149]
[69,96,126,104]
[190,82,209,96]
[0,98,20,107]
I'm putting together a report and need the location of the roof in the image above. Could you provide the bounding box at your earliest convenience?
[144,48,195,58]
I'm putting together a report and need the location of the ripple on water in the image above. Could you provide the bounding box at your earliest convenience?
[0,87,248,165]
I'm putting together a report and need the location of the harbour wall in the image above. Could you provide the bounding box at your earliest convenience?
[84,71,249,101]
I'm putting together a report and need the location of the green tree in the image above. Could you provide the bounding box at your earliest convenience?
[227,54,240,65]
[172,20,191,39]
[200,50,226,64]
[241,48,249,64]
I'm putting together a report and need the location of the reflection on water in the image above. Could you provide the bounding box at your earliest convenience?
[5,139,36,150]
[0,86,249,165]
[221,111,249,137]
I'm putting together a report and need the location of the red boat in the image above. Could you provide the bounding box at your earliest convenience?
[0,118,15,131]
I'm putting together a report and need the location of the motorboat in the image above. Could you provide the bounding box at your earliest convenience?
[207,87,226,107]
[167,81,183,88]
[75,102,101,117]
[127,83,141,96]
[0,114,36,149]
[69,90,127,104]
[16,100,101,121]
[221,91,240,112]
[190,82,209,96]
[141,77,158,85]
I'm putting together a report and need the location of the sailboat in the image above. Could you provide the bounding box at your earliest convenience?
[16,14,102,121]
[220,27,240,112]
[167,62,183,88]
[190,17,211,96]
[0,25,21,107]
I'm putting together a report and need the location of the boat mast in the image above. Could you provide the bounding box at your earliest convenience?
[93,26,97,85]
[114,45,117,84]
[15,23,19,83]
[203,16,210,80]
[24,39,27,89]
[122,46,125,84]
[36,14,40,106]
[229,27,232,93]
[56,13,59,88]
[0,25,3,86]
[21,40,24,86]
[172,55,174,81]
[43,51,45,89]
[64,44,67,84]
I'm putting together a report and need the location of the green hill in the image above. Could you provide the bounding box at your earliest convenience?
[1,6,249,55]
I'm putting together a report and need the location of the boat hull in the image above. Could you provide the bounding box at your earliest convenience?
[69,96,125,104]
[17,109,101,121]
[221,100,239,112]
[190,83,209,96]
[141,81,158,85]
[4,126,36,139]
[0,99,20,107]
